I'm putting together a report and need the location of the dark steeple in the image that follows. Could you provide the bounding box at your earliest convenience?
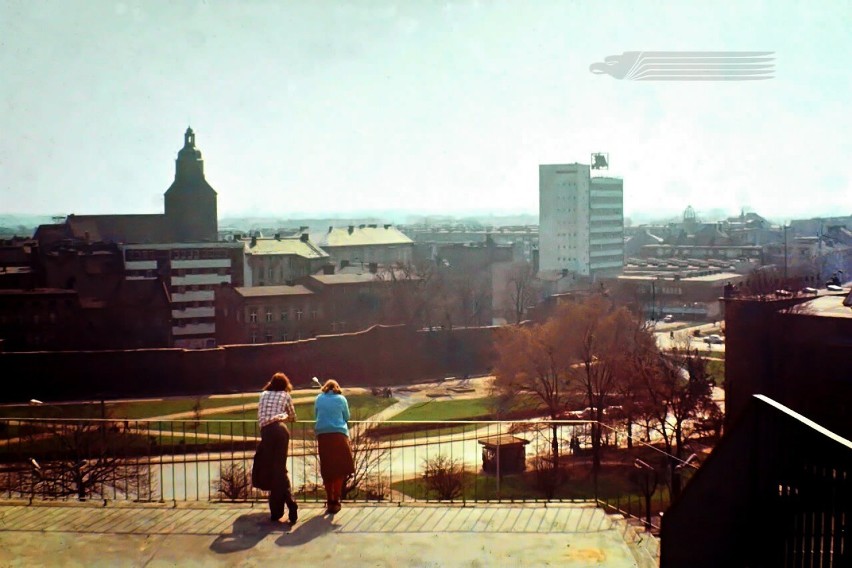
[164,127,218,242]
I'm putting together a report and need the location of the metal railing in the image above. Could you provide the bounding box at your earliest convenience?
[0,417,682,528]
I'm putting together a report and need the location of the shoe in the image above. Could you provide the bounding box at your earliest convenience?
[328,500,341,514]
[287,500,299,524]
[270,514,282,522]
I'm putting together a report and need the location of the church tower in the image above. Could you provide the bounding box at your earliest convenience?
[164,127,218,242]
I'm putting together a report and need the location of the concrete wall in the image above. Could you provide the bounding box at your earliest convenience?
[0,324,498,403]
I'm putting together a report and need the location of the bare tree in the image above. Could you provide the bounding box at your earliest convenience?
[342,417,389,500]
[493,314,576,468]
[505,261,538,324]
[17,416,158,501]
[639,338,717,498]
[214,462,253,500]
[563,296,645,473]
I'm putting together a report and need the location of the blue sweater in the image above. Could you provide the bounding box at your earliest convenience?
[314,392,350,436]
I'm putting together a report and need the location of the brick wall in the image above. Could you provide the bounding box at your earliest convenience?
[0,325,499,403]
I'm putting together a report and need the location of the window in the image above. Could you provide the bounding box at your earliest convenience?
[266,333,273,343]
[281,332,288,341]
[249,309,257,323]
[296,309,303,321]
[281,309,288,321]
[251,334,257,344]
[311,309,319,319]
[268,267,273,280]
[266,310,273,322]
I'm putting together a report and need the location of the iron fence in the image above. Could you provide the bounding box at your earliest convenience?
[0,417,683,529]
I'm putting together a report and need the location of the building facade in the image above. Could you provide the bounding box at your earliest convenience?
[122,242,244,348]
[242,234,329,287]
[539,163,623,278]
[216,284,321,344]
[314,225,413,268]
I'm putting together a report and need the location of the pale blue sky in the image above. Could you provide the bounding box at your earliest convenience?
[1,1,850,221]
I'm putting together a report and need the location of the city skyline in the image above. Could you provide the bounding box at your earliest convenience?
[2,1,850,221]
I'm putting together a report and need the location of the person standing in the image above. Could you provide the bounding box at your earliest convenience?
[257,372,298,523]
[314,379,355,514]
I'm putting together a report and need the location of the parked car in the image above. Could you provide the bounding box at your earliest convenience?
[703,334,724,344]
[801,287,818,295]
[826,284,843,292]
[663,315,674,323]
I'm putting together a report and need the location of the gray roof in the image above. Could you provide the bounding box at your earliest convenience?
[315,226,413,248]
[243,237,329,259]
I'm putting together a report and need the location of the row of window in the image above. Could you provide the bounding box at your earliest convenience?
[126,249,232,262]
[247,307,319,322]
[173,268,229,276]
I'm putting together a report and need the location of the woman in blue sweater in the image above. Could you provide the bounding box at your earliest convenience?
[314,379,356,514]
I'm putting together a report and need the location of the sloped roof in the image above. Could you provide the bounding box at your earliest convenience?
[309,273,382,285]
[243,237,328,259]
[314,226,413,248]
[66,214,171,244]
[235,285,314,297]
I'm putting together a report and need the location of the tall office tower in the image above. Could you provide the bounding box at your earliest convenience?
[539,163,623,278]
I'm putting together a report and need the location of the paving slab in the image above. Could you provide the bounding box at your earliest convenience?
[0,502,655,567]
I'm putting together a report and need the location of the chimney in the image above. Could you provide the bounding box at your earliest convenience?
[300,233,309,243]
[323,264,335,275]
[299,225,308,233]
[384,224,391,230]
[250,235,257,247]
[348,225,354,235]
[368,262,378,274]
[274,233,280,241]
[328,226,333,233]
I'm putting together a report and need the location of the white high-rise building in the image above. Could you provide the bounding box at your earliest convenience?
[539,163,624,278]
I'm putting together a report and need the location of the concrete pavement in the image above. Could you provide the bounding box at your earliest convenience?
[0,501,657,567]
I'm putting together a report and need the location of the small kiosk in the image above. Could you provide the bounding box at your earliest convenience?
[478,435,530,475]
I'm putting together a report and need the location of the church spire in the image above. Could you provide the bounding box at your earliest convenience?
[176,126,203,179]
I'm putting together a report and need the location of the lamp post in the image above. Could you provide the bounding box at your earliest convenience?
[633,459,658,531]
[784,223,790,287]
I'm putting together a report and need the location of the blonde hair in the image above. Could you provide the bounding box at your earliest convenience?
[321,379,342,394]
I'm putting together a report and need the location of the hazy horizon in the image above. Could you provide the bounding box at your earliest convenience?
[2,1,850,221]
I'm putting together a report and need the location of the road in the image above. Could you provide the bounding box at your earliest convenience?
[654,321,726,354]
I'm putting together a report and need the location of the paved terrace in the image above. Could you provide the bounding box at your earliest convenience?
[0,501,658,567]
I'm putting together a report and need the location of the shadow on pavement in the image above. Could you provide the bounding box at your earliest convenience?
[210,512,291,554]
[276,513,337,547]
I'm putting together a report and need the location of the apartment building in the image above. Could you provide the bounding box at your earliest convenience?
[539,163,624,278]
[122,242,244,348]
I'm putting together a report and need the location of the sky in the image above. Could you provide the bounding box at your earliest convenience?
[1,1,850,222]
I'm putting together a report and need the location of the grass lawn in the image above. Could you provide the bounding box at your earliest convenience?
[0,395,260,420]
[390,463,671,511]
[189,395,398,439]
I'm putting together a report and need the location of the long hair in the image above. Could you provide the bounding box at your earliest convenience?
[263,372,293,392]
[321,379,342,394]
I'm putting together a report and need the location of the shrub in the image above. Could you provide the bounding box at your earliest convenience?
[422,455,463,500]
[215,462,251,500]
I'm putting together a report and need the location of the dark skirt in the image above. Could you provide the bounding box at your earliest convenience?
[317,433,355,482]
